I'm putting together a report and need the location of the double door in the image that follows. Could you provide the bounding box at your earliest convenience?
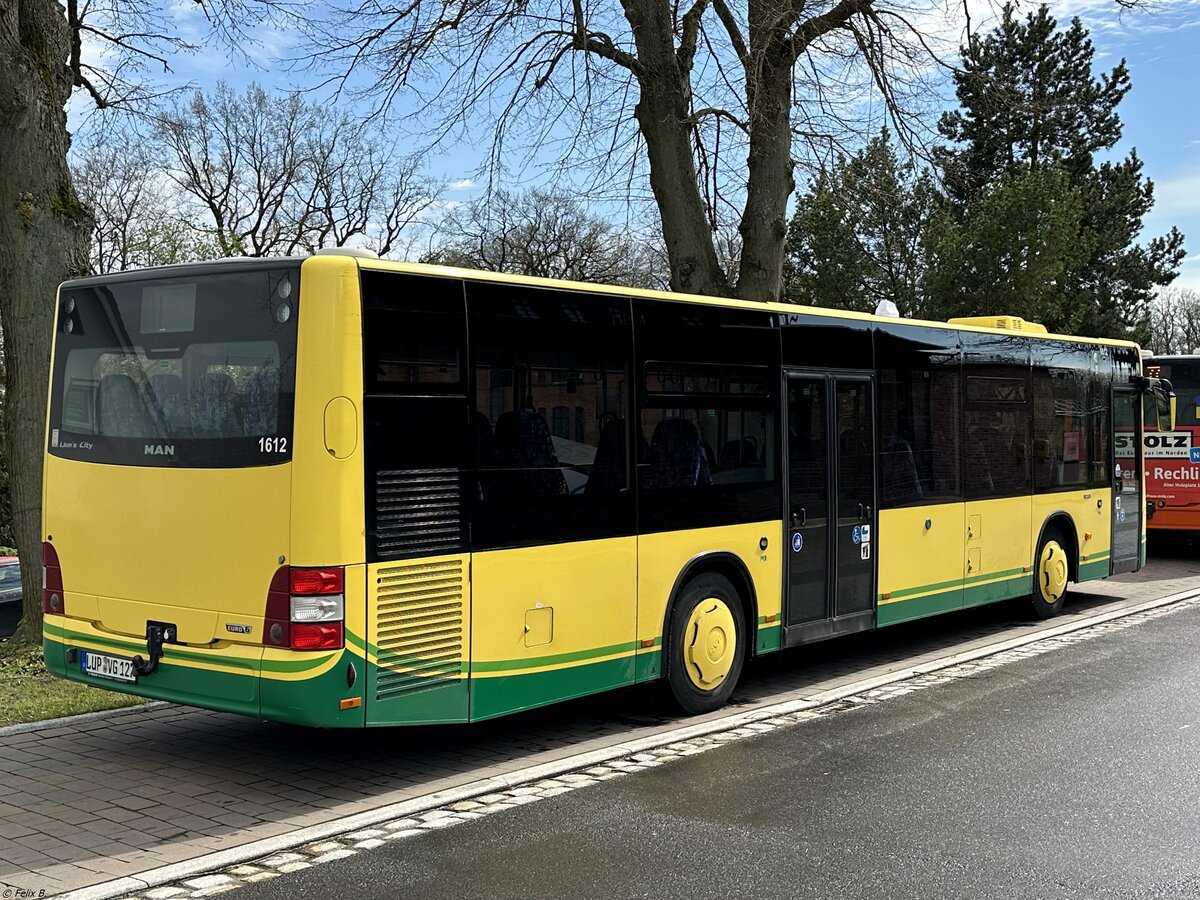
[784,370,877,645]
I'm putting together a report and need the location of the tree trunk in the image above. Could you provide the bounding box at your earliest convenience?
[623,0,728,297]
[0,0,91,646]
[736,15,795,302]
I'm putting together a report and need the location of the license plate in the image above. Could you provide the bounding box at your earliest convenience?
[80,651,137,683]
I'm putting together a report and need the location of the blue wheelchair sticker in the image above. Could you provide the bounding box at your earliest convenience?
[852,525,862,545]
[792,532,804,552]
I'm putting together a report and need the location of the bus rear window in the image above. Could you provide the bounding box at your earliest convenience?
[48,266,299,467]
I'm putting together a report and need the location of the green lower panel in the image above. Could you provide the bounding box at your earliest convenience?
[366,676,469,726]
[1078,557,1110,582]
[963,574,1031,608]
[877,587,963,627]
[757,622,782,654]
[45,625,367,728]
[260,652,366,728]
[44,632,262,720]
[470,654,635,721]
[634,648,661,683]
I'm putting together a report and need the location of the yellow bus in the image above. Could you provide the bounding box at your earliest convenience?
[41,253,1172,726]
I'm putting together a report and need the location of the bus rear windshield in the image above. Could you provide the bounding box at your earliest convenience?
[48,266,299,468]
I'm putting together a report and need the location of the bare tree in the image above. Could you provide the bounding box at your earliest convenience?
[73,125,223,273]
[1147,288,1200,356]
[156,83,439,258]
[303,0,951,301]
[429,189,666,289]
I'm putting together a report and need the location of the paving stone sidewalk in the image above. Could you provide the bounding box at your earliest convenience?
[3,552,1198,897]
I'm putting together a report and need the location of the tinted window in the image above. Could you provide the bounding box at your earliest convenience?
[49,266,299,467]
[362,272,465,395]
[361,273,470,562]
[876,325,961,506]
[962,333,1030,498]
[469,283,634,549]
[1032,343,1109,493]
[637,300,781,532]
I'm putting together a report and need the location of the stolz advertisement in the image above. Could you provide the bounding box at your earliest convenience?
[1138,429,1200,502]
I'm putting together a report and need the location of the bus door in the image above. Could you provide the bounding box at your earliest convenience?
[1112,386,1142,573]
[783,370,878,645]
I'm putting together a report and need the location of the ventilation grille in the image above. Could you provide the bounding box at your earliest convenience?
[374,558,466,701]
[372,468,465,560]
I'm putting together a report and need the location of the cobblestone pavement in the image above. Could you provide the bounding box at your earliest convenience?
[2,548,1198,898]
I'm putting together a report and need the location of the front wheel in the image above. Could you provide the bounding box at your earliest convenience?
[1029,530,1070,619]
[664,573,747,715]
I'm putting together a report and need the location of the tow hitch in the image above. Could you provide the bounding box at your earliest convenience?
[132,621,177,676]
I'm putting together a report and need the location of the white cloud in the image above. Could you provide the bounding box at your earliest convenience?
[1147,170,1200,218]
[448,179,475,191]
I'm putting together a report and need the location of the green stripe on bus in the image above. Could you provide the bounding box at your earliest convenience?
[881,566,1028,604]
[45,622,341,674]
[471,640,641,674]
[470,654,637,721]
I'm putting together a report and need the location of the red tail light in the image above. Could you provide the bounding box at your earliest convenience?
[289,567,343,595]
[289,622,344,651]
[42,542,64,615]
[265,565,345,651]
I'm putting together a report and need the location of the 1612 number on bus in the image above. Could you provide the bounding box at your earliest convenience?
[259,437,288,453]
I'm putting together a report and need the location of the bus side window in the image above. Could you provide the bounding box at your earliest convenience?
[468,282,634,550]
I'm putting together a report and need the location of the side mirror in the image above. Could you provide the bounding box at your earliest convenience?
[1151,379,1176,433]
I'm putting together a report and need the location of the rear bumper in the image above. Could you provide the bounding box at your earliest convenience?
[43,615,366,727]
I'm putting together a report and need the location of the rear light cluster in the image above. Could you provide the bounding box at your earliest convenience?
[42,542,64,615]
[264,566,344,651]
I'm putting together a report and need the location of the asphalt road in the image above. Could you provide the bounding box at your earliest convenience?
[233,590,1200,900]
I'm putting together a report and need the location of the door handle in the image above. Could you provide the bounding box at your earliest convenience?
[857,503,865,519]
[792,508,807,527]
[864,505,872,520]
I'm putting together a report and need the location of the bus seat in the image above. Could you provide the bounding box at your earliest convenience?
[244,367,280,434]
[647,418,712,489]
[148,373,188,436]
[474,411,501,499]
[191,372,243,438]
[718,439,746,471]
[881,435,922,501]
[494,410,568,498]
[96,373,150,437]
[585,416,627,494]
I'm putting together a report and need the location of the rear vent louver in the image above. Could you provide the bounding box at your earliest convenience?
[374,558,465,701]
[372,468,465,560]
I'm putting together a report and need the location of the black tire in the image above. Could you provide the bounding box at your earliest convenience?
[1029,528,1070,619]
[664,573,747,715]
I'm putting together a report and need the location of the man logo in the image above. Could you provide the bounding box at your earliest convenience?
[144,444,175,456]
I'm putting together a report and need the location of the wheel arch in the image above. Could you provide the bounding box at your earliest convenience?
[659,551,759,664]
[1036,511,1079,583]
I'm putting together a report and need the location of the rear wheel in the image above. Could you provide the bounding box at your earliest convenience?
[1030,529,1070,619]
[664,573,747,715]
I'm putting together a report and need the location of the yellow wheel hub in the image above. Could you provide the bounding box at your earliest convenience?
[1038,540,1068,604]
[683,598,737,691]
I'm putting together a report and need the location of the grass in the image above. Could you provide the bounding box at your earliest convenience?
[0,640,148,728]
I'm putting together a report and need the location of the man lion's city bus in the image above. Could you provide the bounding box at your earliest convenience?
[41,252,1174,727]
[1143,354,1200,533]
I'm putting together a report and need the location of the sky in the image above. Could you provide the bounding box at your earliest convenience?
[71,0,1200,292]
